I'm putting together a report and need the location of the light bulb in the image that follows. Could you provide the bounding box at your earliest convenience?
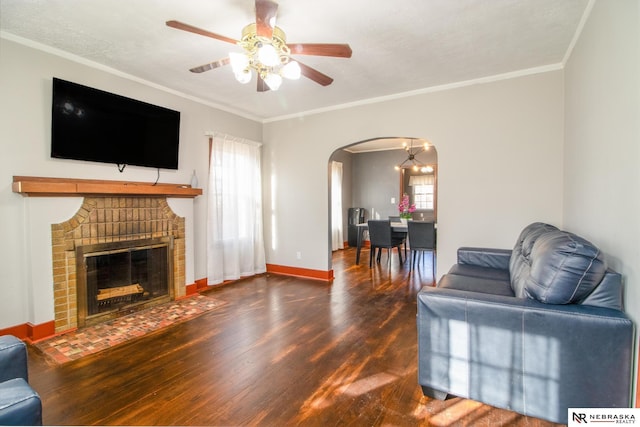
[229,52,249,74]
[263,73,282,90]
[235,69,252,84]
[281,61,301,80]
[258,44,279,67]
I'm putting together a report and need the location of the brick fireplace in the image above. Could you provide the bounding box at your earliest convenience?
[51,196,186,333]
[12,176,202,337]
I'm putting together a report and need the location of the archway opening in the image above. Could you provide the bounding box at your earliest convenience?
[328,137,438,271]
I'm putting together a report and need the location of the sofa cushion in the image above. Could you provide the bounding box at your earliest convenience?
[509,222,559,298]
[448,264,511,282]
[438,274,514,297]
[524,230,607,304]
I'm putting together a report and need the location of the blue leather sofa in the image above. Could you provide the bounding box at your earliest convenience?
[0,335,42,426]
[417,222,634,424]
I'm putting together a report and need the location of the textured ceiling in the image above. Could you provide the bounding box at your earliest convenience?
[0,0,589,121]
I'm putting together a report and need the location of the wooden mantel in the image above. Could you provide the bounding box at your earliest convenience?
[12,176,202,198]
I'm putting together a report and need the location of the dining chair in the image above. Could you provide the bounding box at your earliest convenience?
[388,216,408,258]
[367,220,405,267]
[407,221,436,273]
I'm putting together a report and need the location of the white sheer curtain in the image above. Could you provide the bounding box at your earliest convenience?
[331,161,344,251]
[207,133,266,285]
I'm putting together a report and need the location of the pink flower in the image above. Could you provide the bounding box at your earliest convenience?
[398,193,416,218]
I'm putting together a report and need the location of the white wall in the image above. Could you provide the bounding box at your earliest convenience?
[263,71,565,274]
[564,0,639,398]
[0,38,261,329]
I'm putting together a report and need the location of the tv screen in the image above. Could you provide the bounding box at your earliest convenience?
[51,78,181,170]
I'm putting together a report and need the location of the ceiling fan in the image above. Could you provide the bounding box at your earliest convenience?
[166,0,352,92]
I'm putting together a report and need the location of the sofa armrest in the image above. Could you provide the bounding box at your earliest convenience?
[457,247,512,270]
[0,336,28,383]
[417,287,634,424]
[0,378,42,426]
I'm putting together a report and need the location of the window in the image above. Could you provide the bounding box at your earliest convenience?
[207,133,266,285]
[409,175,435,210]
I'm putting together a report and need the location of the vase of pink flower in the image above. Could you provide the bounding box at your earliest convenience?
[398,193,416,223]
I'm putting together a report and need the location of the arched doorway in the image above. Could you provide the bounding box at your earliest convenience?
[328,137,438,271]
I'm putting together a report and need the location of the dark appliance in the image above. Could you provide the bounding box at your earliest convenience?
[51,77,181,170]
[347,207,365,247]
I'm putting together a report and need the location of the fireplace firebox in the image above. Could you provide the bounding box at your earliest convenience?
[76,237,174,327]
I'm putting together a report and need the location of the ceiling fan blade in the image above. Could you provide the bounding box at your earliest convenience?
[288,43,353,58]
[189,57,230,73]
[255,0,278,38]
[166,20,239,45]
[257,74,271,92]
[296,61,334,86]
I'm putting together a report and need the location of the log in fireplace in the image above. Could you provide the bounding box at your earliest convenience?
[76,237,174,327]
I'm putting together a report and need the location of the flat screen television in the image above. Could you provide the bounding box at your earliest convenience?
[51,77,181,170]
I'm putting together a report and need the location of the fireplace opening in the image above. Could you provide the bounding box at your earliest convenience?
[76,237,174,327]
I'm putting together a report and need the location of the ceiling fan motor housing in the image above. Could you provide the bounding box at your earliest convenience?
[240,23,292,71]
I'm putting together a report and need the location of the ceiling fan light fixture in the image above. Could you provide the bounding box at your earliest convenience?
[229,52,249,71]
[166,1,352,91]
[236,69,253,84]
[257,43,280,66]
[281,61,301,80]
[263,73,282,90]
[229,52,252,84]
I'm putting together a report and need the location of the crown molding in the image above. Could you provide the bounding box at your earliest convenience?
[0,31,262,123]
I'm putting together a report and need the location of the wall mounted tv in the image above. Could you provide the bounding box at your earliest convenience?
[51,77,181,170]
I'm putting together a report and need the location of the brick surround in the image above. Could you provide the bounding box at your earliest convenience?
[51,197,186,333]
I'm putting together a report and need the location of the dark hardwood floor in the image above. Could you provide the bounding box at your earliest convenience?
[27,248,563,426]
